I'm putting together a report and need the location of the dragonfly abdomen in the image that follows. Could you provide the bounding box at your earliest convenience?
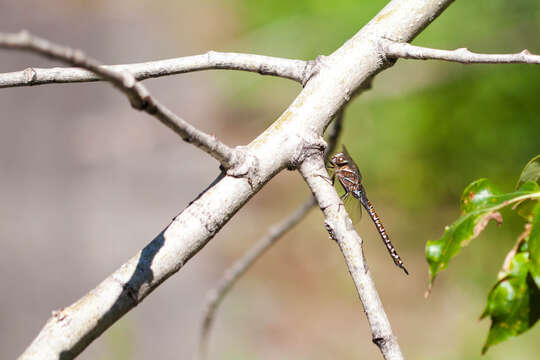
[360,196,409,275]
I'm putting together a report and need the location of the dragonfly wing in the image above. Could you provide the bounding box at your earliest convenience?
[335,181,362,224]
[341,145,362,181]
[343,191,362,224]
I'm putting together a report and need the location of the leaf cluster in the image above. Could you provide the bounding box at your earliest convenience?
[426,155,540,353]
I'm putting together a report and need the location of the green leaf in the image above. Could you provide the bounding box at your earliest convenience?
[528,202,540,288]
[426,179,540,288]
[460,178,503,213]
[516,181,540,221]
[481,201,540,353]
[517,154,540,189]
[515,155,540,220]
[480,246,540,354]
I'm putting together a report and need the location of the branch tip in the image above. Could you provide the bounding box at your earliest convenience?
[382,39,540,65]
[1,46,307,89]
[0,31,236,165]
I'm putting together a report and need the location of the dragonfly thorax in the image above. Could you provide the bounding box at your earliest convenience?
[330,152,348,167]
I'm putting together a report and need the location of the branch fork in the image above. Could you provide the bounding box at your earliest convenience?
[224,146,261,186]
[300,55,327,86]
[287,135,328,171]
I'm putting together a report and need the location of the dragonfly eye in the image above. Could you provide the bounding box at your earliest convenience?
[335,155,348,166]
[329,153,350,169]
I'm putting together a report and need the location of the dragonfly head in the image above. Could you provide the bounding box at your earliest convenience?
[329,152,348,167]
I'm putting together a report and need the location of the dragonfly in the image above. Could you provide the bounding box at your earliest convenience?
[327,145,408,275]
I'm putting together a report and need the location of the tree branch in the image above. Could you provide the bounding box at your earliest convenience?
[15,1,456,358]
[197,197,316,360]
[197,109,345,359]
[382,39,540,65]
[0,51,309,88]
[0,31,237,168]
[299,153,404,360]
[325,107,345,158]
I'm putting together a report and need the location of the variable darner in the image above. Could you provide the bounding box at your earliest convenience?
[328,145,408,275]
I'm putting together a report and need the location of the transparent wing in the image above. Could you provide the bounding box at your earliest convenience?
[343,191,362,224]
[341,145,362,181]
[334,180,362,224]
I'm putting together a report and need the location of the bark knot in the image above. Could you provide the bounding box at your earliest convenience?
[372,336,387,347]
[287,136,326,170]
[226,146,260,188]
[23,67,37,84]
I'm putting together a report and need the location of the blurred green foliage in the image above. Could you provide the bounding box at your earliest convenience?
[225,2,540,210]
[346,65,540,209]
[231,0,540,56]
[233,0,384,57]
[219,0,540,357]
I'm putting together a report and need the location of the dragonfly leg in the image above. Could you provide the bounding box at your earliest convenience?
[317,173,335,185]
[337,190,350,212]
[361,196,409,275]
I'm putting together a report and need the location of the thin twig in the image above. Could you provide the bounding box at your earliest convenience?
[382,39,540,64]
[0,31,236,168]
[197,110,345,359]
[0,51,309,88]
[299,153,404,360]
[197,197,316,360]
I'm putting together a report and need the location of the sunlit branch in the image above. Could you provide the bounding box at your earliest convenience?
[0,51,309,89]
[0,31,236,168]
[325,107,345,157]
[197,109,345,359]
[299,154,404,360]
[382,39,540,65]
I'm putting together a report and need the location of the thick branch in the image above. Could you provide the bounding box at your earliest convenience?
[0,31,236,168]
[16,1,455,359]
[325,108,344,157]
[197,109,345,359]
[198,197,316,360]
[0,51,309,88]
[382,39,540,65]
[299,154,403,360]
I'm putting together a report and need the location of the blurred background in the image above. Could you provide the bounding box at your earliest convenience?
[1,1,539,359]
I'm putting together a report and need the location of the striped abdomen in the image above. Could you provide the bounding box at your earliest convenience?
[356,190,409,275]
